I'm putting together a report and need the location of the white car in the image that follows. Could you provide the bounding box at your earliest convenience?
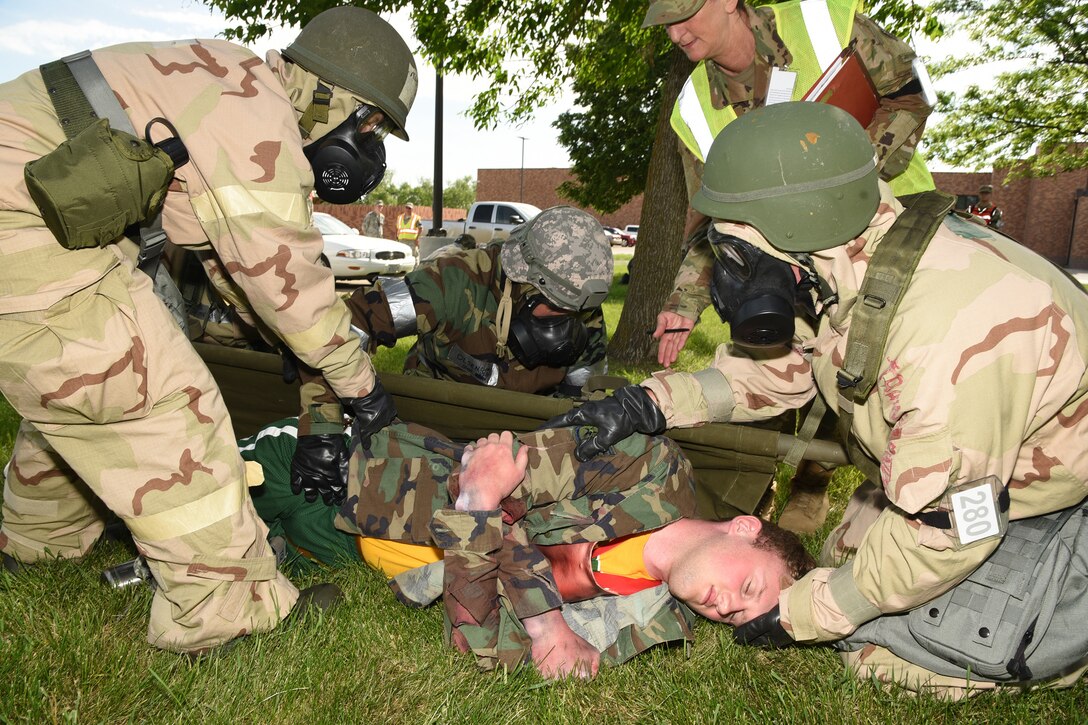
[313,211,416,280]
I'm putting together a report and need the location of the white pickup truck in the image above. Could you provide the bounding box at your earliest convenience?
[423,201,542,248]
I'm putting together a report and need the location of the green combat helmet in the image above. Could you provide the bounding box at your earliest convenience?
[283,6,417,140]
[501,206,614,311]
[692,102,880,252]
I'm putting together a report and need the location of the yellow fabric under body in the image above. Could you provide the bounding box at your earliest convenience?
[357,535,442,578]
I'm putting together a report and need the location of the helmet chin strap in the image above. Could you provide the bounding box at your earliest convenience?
[493,277,515,359]
[792,253,837,311]
[298,81,332,137]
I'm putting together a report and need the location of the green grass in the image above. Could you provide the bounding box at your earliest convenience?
[2,259,1086,721]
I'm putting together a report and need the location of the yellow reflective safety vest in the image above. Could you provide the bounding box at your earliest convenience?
[670,0,933,196]
[396,212,421,241]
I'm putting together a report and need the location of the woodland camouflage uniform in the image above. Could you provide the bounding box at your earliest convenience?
[642,181,1088,689]
[343,245,609,394]
[0,39,385,651]
[241,419,698,670]
[662,0,935,322]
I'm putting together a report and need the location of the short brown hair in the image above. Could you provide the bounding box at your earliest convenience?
[751,520,817,581]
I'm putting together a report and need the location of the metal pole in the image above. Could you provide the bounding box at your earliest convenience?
[432,72,444,238]
[517,135,527,202]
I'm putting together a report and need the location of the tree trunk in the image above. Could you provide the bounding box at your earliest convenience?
[608,47,694,367]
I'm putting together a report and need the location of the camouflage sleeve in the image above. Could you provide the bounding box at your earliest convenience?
[429,508,562,671]
[497,428,696,534]
[663,235,715,320]
[342,283,401,351]
[404,251,501,384]
[853,13,934,180]
[661,136,714,320]
[598,597,695,665]
[641,345,817,428]
[170,44,375,401]
[782,508,1002,643]
[678,135,704,202]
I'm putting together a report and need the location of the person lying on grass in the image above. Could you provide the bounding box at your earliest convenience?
[241,418,815,679]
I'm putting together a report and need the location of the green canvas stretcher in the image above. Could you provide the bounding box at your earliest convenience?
[195,343,847,520]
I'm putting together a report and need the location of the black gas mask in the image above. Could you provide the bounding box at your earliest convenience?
[303,103,388,204]
[508,295,590,369]
[708,229,816,348]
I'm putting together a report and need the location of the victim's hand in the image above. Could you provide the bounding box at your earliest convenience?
[455,431,529,511]
[523,609,601,680]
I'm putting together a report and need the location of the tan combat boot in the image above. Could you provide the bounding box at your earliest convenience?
[777,460,834,535]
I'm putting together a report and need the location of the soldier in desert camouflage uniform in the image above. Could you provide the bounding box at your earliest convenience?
[238,418,814,678]
[0,7,416,654]
[325,206,613,397]
[551,102,1088,691]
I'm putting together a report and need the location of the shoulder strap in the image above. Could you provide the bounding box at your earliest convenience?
[38,58,97,140]
[39,51,168,277]
[834,190,955,477]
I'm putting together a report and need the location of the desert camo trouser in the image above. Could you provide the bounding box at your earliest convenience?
[0,261,298,653]
[824,481,1088,698]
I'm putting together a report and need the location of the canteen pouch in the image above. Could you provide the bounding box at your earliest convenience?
[24,117,176,250]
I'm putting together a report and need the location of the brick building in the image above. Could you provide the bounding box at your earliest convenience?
[476,165,1088,268]
[476,168,644,231]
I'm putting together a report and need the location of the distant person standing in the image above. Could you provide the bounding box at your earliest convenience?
[396,202,423,255]
[363,199,386,238]
[967,184,1004,228]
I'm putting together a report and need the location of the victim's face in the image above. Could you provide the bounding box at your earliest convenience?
[665,527,792,626]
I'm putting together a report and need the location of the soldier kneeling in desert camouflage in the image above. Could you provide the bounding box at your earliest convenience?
[238,418,814,679]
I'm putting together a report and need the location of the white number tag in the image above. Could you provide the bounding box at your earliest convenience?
[950,482,1002,544]
[767,68,797,105]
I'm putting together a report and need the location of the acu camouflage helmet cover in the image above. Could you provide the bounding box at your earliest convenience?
[500,206,613,311]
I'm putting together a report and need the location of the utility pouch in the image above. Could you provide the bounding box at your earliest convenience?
[24,117,177,250]
[24,52,187,270]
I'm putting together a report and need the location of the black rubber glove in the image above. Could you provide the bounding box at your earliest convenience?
[343,380,398,451]
[732,605,795,649]
[541,385,665,461]
[290,433,349,506]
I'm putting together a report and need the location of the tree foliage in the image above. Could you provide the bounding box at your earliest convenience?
[925,0,1088,175]
[202,0,945,364]
[555,19,672,214]
[367,174,476,210]
[206,0,624,129]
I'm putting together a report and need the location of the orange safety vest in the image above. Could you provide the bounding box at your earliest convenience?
[397,212,421,241]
